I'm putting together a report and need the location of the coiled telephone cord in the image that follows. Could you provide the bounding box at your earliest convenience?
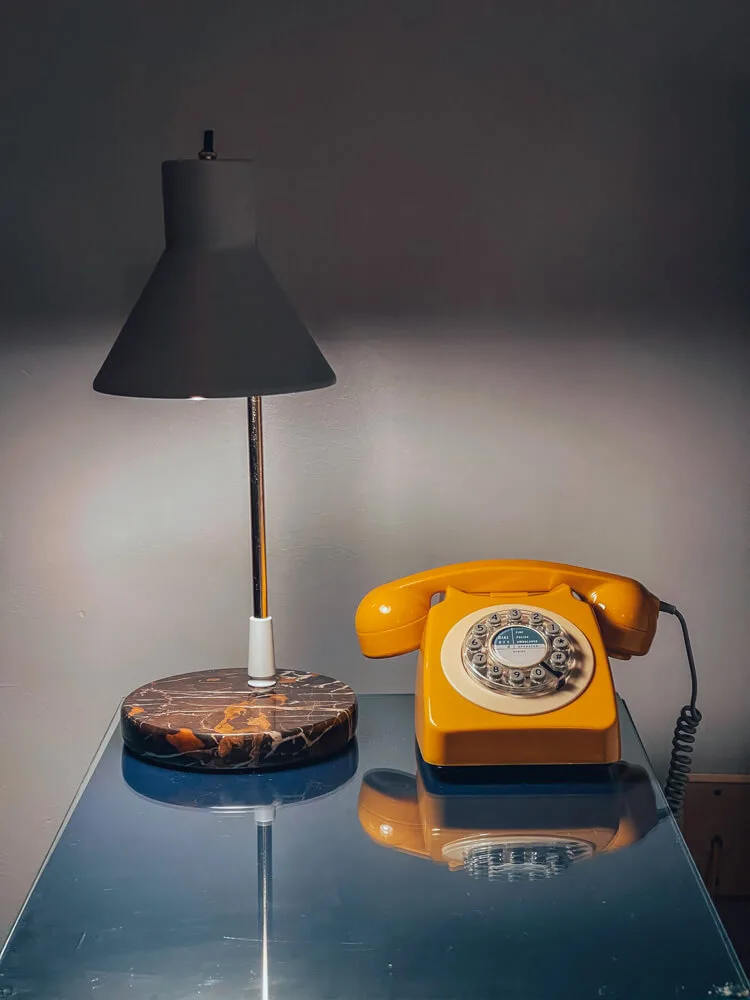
[659,602,702,819]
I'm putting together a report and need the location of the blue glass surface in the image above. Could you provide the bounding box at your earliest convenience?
[0,695,746,999]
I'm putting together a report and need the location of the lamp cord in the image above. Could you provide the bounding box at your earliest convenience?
[659,602,702,819]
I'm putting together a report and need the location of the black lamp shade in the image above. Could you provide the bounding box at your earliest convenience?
[94,158,335,398]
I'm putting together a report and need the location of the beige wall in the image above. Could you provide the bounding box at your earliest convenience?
[2,0,750,939]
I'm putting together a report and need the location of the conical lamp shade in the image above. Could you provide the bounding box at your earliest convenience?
[94,158,335,398]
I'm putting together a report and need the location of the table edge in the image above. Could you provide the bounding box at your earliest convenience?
[0,705,122,961]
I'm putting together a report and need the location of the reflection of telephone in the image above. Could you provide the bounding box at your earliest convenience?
[358,761,658,881]
[356,561,700,797]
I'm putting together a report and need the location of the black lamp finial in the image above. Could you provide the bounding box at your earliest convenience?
[198,129,217,160]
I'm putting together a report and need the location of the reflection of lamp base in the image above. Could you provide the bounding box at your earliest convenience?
[122,668,357,771]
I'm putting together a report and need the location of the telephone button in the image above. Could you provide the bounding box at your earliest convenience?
[552,636,569,651]
[472,652,488,667]
[508,609,522,621]
[509,669,525,684]
[472,623,488,637]
[549,651,567,667]
[487,613,503,627]
[545,621,561,637]
[467,637,483,652]
[530,666,547,682]
[529,612,544,626]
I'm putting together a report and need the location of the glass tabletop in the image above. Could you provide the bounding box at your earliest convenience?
[1,694,746,999]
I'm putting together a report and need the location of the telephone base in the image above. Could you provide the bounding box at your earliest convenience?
[417,720,621,769]
[416,584,621,768]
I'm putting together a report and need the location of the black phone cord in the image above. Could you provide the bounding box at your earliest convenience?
[659,602,702,819]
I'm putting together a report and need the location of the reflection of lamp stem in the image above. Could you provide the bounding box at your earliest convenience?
[247,396,276,688]
[257,813,273,1000]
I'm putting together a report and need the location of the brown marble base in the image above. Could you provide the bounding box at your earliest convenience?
[121,669,357,771]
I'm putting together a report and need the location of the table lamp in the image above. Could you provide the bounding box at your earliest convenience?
[95,130,357,771]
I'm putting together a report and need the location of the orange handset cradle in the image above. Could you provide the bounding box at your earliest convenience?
[355,560,661,767]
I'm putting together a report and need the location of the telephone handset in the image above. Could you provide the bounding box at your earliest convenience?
[356,560,660,662]
[356,561,699,799]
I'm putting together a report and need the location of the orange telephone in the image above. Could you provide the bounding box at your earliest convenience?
[358,761,658,880]
[355,560,664,768]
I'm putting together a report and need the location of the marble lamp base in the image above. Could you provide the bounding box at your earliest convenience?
[121,668,357,772]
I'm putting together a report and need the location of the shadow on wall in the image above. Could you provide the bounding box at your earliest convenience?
[0,2,750,326]
[279,68,750,326]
